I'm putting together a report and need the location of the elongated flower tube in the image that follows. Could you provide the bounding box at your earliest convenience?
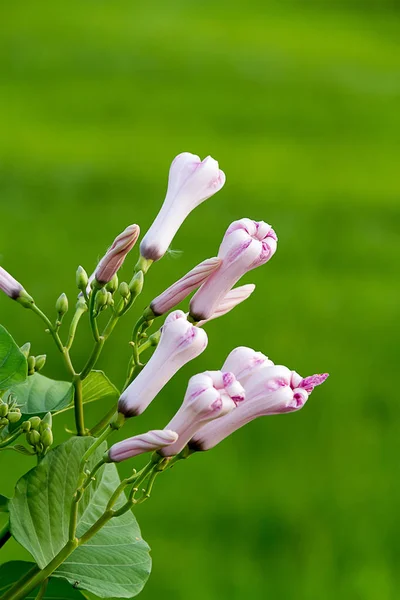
[0,266,24,299]
[191,366,328,450]
[159,370,245,457]
[140,153,226,261]
[197,284,255,326]
[95,224,140,285]
[0,266,34,307]
[149,257,221,316]
[118,310,208,417]
[108,429,178,462]
[190,218,278,321]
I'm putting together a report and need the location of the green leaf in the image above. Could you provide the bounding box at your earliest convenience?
[0,325,27,390]
[7,373,74,414]
[0,561,84,599]
[82,371,119,406]
[0,494,10,512]
[9,437,151,598]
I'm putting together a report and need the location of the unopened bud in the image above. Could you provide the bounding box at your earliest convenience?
[56,293,69,318]
[41,427,53,448]
[40,412,52,432]
[106,273,119,294]
[22,421,31,432]
[95,288,108,313]
[29,416,41,430]
[34,354,47,372]
[76,266,89,291]
[27,356,36,375]
[0,403,8,417]
[20,342,31,358]
[0,417,9,427]
[129,270,144,297]
[27,430,41,446]
[7,411,21,424]
[119,282,130,299]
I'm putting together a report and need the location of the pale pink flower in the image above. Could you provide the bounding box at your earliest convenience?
[190,218,277,321]
[140,153,226,261]
[222,346,274,386]
[95,224,140,285]
[150,257,221,316]
[108,429,178,462]
[197,284,255,326]
[160,370,245,456]
[118,310,208,417]
[0,266,24,300]
[191,365,328,450]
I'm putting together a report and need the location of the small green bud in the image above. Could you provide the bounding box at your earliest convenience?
[95,287,108,312]
[27,430,41,446]
[41,427,53,448]
[76,266,89,291]
[7,411,21,424]
[119,282,130,299]
[40,412,52,432]
[34,354,47,372]
[56,293,69,317]
[22,420,31,432]
[27,355,36,375]
[106,273,119,294]
[29,416,41,430]
[0,403,9,417]
[0,417,9,427]
[129,270,144,297]
[20,342,31,358]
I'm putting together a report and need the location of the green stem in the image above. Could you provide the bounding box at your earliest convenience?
[0,520,11,548]
[66,302,87,350]
[29,304,76,378]
[89,403,118,436]
[34,579,48,600]
[80,336,105,380]
[88,288,100,342]
[73,376,86,436]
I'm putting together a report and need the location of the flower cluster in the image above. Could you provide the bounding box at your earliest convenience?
[99,151,328,462]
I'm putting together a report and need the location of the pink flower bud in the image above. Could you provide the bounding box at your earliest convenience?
[150,257,221,316]
[222,346,274,386]
[0,266,24,300]
[190,218,277,321]
[196,284,255,326]
[160,370,245,456]
[108,429,178,462]
[118,310,208,417]
[140,153,226,261]
[95,224,140,285]
[191,364,328,450]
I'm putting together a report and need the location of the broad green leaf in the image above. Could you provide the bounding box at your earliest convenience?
[0,494,10,512]
[10,437,151,598]
[0,326,27,390]
[0,561,84,599]
[7,373,74,414]
[82,370,119,405]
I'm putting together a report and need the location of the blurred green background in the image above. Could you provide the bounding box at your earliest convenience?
[1,1,399,598]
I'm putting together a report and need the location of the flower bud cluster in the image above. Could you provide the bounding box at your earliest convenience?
[0,396,22,428]
[23,412,53,455]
